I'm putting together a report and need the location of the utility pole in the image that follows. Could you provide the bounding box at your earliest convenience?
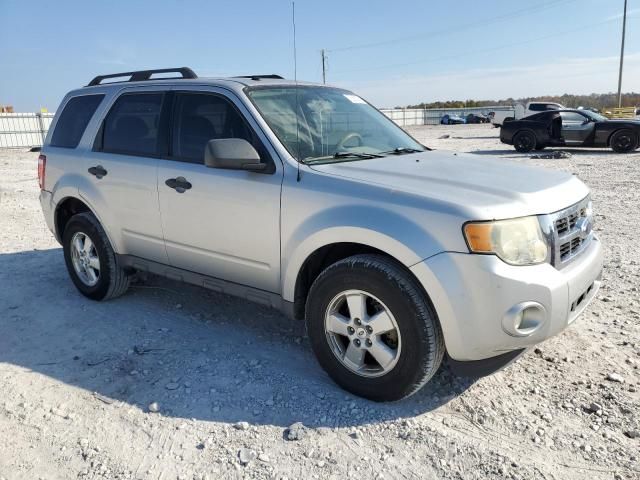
[617,0,627,108]
[321,49,327,84]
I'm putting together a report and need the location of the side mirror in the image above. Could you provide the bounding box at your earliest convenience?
[204,138,266,172]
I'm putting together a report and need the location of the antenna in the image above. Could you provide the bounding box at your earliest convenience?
[321,49,327,84]
[292,1,302,182]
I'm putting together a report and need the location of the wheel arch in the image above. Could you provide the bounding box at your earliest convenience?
[289,242,432,321]
[54,196,93,242]
[54,195,117,251]
[513,127,537,139]
[607,127,639,147]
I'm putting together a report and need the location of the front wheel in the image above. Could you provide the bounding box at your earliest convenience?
[610,129,639,153]
[305,254,444,402]
[62,212,130,301]
[513,131,536,152]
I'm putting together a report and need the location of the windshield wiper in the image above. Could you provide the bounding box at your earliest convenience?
[304,151,384,164]
[333,151,384,159]
[382,147,424,155]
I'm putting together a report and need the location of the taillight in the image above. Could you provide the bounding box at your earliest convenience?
[38,154,46,190]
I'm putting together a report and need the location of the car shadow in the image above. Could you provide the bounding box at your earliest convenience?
[470,149,524,157]
[471,148,628,157]
[0,248,476,429]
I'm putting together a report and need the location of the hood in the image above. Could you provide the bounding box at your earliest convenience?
[309,150,590,220]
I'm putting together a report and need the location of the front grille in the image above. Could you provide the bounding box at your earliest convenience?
[554,206,587,235]
[545,196,593,268]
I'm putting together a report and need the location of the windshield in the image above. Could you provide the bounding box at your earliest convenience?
[246,86,426,163]
[581,110,608,122]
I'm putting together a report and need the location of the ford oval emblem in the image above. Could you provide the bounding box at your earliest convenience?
[576,217,592,238]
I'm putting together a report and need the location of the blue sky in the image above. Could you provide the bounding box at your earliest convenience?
[1,0,638,111]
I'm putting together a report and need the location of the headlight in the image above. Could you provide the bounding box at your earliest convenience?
[463,216,548,265]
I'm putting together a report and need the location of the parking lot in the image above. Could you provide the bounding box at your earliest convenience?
[0,123,638,480]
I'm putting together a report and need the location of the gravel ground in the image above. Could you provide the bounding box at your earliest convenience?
[0,124,638,480]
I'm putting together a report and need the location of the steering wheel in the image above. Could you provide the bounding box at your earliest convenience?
[335,132,363,152]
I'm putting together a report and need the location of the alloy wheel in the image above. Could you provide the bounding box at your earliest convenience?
[324,289,401,377]
[70,232,100,286]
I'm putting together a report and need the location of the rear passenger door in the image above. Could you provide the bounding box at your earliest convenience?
[85,87,169,263]
[157,88,282,293]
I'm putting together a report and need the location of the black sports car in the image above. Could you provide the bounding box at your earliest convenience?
[500,109,640,153]
[466,113,490,124]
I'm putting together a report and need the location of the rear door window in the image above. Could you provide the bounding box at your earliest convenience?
[102,93,164,156]
[50,94,104,148]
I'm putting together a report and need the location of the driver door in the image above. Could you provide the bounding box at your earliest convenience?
[561,111,595,145]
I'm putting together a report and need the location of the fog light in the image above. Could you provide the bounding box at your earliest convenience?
[502,302,546,337]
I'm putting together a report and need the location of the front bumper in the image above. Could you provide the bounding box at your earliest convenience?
[411,235,603,362]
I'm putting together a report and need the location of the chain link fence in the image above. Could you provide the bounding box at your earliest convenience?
[380,106,515,126]
[0,113,54,149]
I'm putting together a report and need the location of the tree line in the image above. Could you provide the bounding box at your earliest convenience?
[402,92,640,110]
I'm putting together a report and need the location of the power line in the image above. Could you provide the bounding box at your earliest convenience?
[329,16,626,78]
[327,0,578,53]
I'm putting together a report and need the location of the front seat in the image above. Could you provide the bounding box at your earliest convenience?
[177,116,217,160]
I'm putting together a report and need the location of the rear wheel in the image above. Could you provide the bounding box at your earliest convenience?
[513,131,536,152]
[610,129,638,153]
[62,212,130,301]
[305,254,444,402]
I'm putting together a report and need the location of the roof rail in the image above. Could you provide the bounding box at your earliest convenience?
[235,74,284,81]
[87,67,197,87]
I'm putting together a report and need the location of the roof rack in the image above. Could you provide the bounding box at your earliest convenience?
[235,74,284,81]
[87,67,197,87]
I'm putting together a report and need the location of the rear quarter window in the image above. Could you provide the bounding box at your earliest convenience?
[50,94,104,148]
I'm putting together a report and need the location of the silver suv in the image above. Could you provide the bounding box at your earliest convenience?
[38,68,603,401]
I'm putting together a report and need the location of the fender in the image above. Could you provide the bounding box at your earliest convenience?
[281,205,452,302]
[51,172,121,254]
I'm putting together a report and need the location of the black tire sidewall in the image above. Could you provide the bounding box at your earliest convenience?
[514,131,536,152]
[62,214,114,300]
[306,257,442,401]
[611,129,638,153]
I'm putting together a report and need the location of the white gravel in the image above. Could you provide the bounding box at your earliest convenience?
[0,124,638,480]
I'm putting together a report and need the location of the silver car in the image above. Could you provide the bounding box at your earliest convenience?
[38,68,603,401]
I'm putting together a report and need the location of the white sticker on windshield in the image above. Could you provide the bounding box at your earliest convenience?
[344,94,366,104]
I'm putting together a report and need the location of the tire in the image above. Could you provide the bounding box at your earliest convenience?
[305,254,445,402]
[62,212,130,301]
[610,129,639,153]
[513,130,536,153]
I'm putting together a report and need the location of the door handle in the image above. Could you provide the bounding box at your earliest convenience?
[165,176,192,193]
[88,165,107,179]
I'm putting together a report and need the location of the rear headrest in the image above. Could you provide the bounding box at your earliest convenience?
[114,116,148,139]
